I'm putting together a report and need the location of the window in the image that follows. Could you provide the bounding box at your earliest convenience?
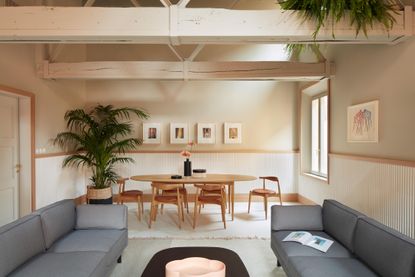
[300,79,329,182]
[311,95,328,177]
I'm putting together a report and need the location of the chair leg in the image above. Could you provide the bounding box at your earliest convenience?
[149,203,154,228]
[141,196,144,214]
[184,192,189,213]
[248,191,252,213]
[154,204,158,221]
[221,198,226,229]
[137,196,141,221]
[177,201,182,229]
[193,200,198,229]
[160,204,164,215]
[264,195,268,220]
[180,196,185,222]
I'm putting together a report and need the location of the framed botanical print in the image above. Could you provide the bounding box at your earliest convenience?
[224,123,242,144]
[197,123,216,144]
[347,100,379,143]
[170,123,189,144]
[143,123,161,144]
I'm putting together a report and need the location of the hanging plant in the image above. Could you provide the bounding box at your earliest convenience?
[280,0,400,59]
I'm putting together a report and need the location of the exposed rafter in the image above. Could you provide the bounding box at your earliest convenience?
[187,44,205,61]
[0,6,412,44]
[159,0,172,7]
[177,0,191,8]
[39,60,335,81]
[130,0,140,7]
[83,0,95,7]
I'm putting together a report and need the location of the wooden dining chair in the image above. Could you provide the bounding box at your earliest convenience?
[149,182,185,229]
[248,176,282,220]
[160,184,189,214]
[117,177,144,221]
[193,184,227,229]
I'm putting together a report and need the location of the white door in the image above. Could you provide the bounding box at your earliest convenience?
[0,94,19,226]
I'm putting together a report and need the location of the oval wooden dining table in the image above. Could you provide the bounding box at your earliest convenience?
[130,174,256,220]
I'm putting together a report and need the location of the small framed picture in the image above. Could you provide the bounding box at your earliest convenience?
[170,123,189,144]
[197,123,216,144]
[347,100,379,143]
[224,123,242,144]
[143,123,161,144]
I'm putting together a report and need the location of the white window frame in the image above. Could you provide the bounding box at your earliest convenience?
[311,93,328,178]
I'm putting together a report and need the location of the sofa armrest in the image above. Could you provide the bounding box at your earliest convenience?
[271,205,323,231]
[76,204,127,230]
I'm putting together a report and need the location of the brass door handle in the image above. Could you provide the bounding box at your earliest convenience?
[15,164,21,173]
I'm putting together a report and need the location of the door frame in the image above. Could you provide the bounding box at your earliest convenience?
[0,84,36,212]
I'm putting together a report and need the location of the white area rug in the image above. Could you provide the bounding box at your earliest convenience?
[111,238,287,277]
[127,202,297,239]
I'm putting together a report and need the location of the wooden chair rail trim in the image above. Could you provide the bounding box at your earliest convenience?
[35,149,300,159]
[330,153,415,168]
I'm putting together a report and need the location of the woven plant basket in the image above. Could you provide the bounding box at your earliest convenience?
[87,186,112,201]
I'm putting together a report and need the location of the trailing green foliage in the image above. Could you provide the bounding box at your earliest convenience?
[280,1,399,59]
[279,0,399,39]
[54,105,149,189]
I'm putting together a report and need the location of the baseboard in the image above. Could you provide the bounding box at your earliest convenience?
[297,194,317,205]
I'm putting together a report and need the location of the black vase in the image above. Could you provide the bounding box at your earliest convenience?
[184,158,192,176]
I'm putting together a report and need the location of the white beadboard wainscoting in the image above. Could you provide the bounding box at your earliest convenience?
[299,154,415,239]
[35,152,299,208]
[35,155,86,209]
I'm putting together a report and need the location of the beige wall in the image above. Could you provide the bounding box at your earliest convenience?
[298,38,415,239]
[0,44,86,151]
[85,80,299,151]
[328,38,415,161]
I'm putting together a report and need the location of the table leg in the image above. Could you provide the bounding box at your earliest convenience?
[231,182,235,221]
[228,184,231,214]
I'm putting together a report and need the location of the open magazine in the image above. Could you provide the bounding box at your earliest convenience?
[283,231,333,253]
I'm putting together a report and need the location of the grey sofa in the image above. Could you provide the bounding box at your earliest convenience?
[271,199,415,277]
[0,199,128,277]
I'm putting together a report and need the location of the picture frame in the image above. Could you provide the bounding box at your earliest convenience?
[170,123,189,144]
[143,123,161,144]
[224,123,242,144]
[347,100,379,143]
[197,123,216,144]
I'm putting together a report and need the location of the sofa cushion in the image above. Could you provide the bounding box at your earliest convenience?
[289,256,377,277]
[76,204,127,230]
[271,205,323,231]
[36,199,76,249]
[354,217,415,277]
[9,251,107,277]
[0,214,45,276]
[48,229,128,266]
[322,200,364,252]
[271,230,352,268]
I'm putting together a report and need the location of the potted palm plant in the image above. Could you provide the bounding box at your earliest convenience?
[54,104,149,204]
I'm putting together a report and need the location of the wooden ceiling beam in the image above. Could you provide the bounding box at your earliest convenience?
[40,60,335,81]
[0,6,411,44]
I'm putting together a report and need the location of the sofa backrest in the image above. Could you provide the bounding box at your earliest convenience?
[271,205,323,231]
[76,204,127,230]
[0,214,45,276]
[36,199,76,249]
[322,200,364,252]
[354,217,415,277]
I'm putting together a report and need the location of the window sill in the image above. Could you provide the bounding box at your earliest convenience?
[302,172,328,183]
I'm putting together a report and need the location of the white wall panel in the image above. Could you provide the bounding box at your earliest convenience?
[36,152,298,208]
[115,152,298,194]
[35,156,86,208]
[299,155,415,239]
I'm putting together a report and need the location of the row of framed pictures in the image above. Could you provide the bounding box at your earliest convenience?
[143,123,242,144]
